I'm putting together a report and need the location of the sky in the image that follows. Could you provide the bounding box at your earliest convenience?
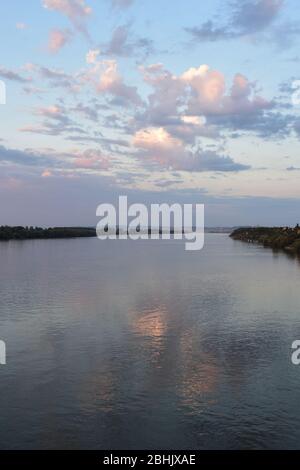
[1,0,300,226]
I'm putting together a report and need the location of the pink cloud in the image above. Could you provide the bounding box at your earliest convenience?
[74,149,110,170]
[48,29,71,53]
[181,65,226,113]
[181,66,271,116]
[83,58,142,105]
[42,169,53,177]
[132,126,249,172]
[133,127,182,152]
[43,0,92,32]
[133,127,190,169]
[140,63,272,130]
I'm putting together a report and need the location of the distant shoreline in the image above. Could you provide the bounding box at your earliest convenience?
[0,226,234,241]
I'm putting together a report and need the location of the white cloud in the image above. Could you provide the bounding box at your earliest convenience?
[86,49,100,64]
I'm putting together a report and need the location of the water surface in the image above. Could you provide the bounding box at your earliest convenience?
[0,234,300,449]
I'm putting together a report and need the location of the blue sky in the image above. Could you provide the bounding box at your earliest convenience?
[1,0,300,226]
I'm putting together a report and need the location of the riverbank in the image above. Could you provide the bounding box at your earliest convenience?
[0,226,97,241]
[230,226,300,255]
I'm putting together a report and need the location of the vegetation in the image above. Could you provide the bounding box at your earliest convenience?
[0,226,96,241]
[230,225,300,255]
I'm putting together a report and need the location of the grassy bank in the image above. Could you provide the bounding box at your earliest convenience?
[230,226,300,255]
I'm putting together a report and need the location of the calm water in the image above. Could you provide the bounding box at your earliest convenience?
[0,234,300,449]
